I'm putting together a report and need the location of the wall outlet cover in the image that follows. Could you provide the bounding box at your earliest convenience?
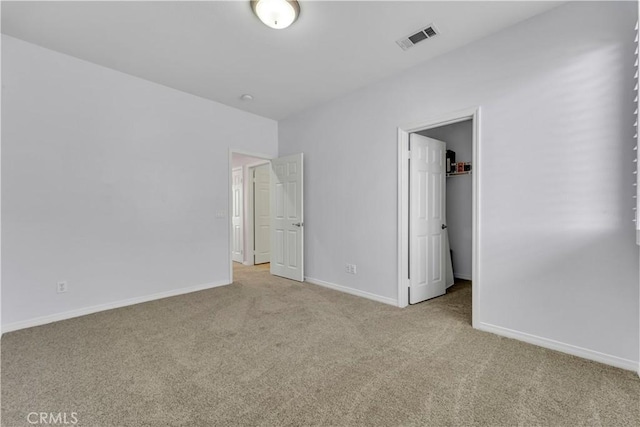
[57,281,68,293]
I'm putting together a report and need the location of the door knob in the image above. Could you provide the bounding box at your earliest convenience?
[441,224,448,229]
[293,222,303,227]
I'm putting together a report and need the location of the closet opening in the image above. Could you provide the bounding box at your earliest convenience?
[397,108,480,327]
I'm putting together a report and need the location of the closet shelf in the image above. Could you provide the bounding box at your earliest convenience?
[446,171,472,177]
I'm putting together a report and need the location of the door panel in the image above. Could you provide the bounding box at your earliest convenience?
[231,167,243,263]
[270,153,304,281]
[410,134,446,303]
[287,230,298,267]
[276,183,284,218]
[253,163,271,264]
[275,230,284,265]
[287,182,297,218]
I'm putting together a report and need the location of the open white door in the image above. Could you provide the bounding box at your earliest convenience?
[254,163,270,264]
[270,153,304,281]
[231,167,243,263]
[409,134,446,303]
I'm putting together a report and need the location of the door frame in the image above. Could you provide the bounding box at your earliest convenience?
[229,149,273,283]
[397,107,481,328]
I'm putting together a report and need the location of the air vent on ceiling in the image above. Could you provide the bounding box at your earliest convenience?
[396,24,439,51]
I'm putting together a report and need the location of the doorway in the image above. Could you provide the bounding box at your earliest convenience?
[229,150,305,283]
[418,120,473,283]
[229,151,272,279]
[397,107,480,327]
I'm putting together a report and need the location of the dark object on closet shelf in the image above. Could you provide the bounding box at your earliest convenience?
[446,150,455,163]
[446,150,455,174]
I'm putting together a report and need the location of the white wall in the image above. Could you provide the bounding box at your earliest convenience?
[1,13,3,335]
[279,2,639,368]
[1,36,278,329]
[419,121,473,280]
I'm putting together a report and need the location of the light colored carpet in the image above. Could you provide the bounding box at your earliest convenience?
[2,264,639,426]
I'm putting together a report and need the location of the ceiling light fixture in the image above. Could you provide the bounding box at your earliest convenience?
[240,94,254,101]
[251,0,300,30]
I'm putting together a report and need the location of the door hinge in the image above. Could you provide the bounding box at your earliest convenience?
[407,150,411,159]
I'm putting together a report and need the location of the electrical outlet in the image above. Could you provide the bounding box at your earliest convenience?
[352,264,357,274]
[345,264,357,274]
[345,264,351,273]
[57,281,68,293]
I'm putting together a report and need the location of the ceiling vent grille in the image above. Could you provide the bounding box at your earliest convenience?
[396,24,439,51]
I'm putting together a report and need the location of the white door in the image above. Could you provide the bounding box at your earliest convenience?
[410,134,447,303]
[231,167,244,263]
[254,163,270,264]
[270,153,304,281]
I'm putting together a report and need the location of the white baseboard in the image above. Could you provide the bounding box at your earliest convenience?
[454,273,472,281]
[2,280,231,334]
[478,321,638,372]
[304,277,398,307]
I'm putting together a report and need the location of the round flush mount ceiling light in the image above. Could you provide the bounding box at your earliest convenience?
[240,94,254,101]
[251,0,300,30]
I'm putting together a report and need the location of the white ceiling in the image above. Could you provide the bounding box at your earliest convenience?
[1,1,564,120]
